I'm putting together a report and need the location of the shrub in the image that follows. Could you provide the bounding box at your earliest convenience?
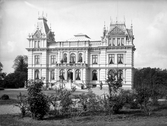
[15,92,28,118]
[0,87,4,90]
[1,94,9,100]
[27,80,49,120]
[48,87,73,117]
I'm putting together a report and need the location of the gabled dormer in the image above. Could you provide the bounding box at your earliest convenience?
[102,20,134,47]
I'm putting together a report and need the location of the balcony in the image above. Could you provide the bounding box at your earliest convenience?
[55,62,88,68]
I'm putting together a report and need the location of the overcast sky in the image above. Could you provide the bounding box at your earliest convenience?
[0,0,167,74]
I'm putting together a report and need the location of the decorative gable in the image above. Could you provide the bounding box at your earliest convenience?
[109,26,125,35]
[33,30,42,39]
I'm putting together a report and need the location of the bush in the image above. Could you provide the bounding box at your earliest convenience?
[27,80,49,120]
[15,92,28,118]
[0,87,4,90]
[1,94,9,100]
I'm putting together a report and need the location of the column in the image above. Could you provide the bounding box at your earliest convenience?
[76,51,78,63]
[98,69,100,81]
[68,51,70,63]
[73,69,75,81]
[65,69,68,81]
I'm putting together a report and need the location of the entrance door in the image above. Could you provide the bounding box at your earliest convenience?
[67,70,73,82]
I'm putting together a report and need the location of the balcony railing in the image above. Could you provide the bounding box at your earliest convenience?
[55,62,88,68]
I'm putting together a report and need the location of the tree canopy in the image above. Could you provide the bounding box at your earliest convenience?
[2,55,28,88]
[13,55,28,73]
[0,62,3,72]
[134,67,167,103]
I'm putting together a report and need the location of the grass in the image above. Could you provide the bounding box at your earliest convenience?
[0,88,88,105]
[0,109,167,126]
[1,88,167,126]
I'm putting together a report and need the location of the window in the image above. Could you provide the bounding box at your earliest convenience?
[117,38,120,46]
[109,54,115,64]
[75,69,81,80]
[51,55,56,64]
[35,55,40,64]
[92,70,97,80]
[35,69,39,79]
[59,69,65,80]
[108,69,123,81]
[108,38,111,46]
[92,55,98,64]
[108,69,116,79]
[121,38,124,46]
[78,53,83,62]
[70,53,76,63]
[51,70,55,80]
[63,53,67,63]
[118,70,123,80]
[112,38,115,46]
[117,54,123,64]
[34,41,40,48]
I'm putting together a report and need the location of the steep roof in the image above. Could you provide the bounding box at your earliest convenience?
[108,23,133,38]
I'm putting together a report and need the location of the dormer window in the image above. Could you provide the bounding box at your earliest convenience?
[117,38,120,46]
[121,38,124,46]
[112,38,115,46]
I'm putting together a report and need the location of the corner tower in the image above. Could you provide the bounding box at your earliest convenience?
[26,15,55,87]
[101,20,135,89]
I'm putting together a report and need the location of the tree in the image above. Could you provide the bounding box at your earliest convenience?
[0,62,7,87]
[106,69,123,114]
[13,55,28,73]
[3,72,26,88]
[134,67,167,105]
[28,80,49,120]
[0,62,3,72]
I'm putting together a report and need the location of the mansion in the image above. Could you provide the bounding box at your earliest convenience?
[26,16,135,89]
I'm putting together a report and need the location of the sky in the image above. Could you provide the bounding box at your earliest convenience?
[0,0,167,74]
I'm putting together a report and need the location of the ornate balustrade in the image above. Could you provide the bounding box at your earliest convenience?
[55,62,88,68]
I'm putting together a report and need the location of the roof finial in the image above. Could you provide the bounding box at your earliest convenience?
[42,11,44,17]
[124,16,126,24]
[116,17,118,24]
[103,21,106,30]
[110,17,112,26]
[50,23,51,30]
[38,11,39,18]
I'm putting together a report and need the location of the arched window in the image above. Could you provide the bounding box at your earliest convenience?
[59,69,65,80]
[118,69,123,80]
[108,69,116,80]
[78,53,83,62]
[75,69,81,80]
[63,53,67,63]
[92,70,97,80]
[51,70,55,80]
[35,69,39,79]
[70,53,76,63]
[108,69,123,81]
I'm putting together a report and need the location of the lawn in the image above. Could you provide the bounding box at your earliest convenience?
[0,109,167,126]
[0,88,88,105]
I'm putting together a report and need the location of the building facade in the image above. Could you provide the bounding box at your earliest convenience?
[26,16,135,89]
